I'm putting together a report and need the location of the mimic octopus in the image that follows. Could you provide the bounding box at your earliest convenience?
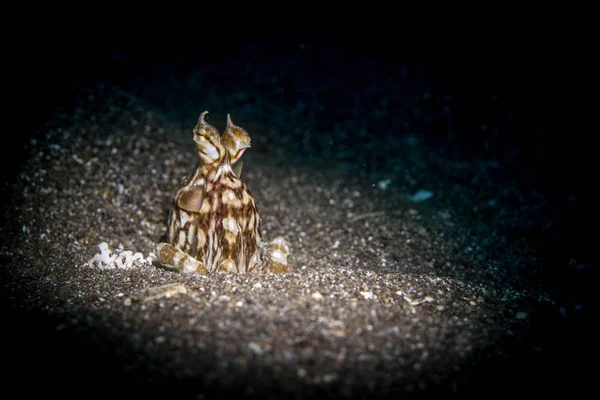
[155,112,290,274]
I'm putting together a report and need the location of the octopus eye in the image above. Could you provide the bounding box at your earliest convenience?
[222,114,251,164]
[195,136,220,163]
[193,111,223,164]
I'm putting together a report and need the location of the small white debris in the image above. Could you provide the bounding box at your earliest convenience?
[411,296,435,306]
[248,342,263,355]
[217,295,231,303]
[311,292,324,301]
[72,154,85,165]
[360,291,374,300]
[377,179,392,190]
[409,189,433,203]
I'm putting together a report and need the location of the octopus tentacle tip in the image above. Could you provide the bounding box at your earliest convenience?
[199,111,209,123]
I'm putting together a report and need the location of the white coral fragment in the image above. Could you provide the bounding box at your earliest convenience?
[92,242,117,268]
[86,242,148,270]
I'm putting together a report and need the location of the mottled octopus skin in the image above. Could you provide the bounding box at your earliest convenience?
[155,112,290,274]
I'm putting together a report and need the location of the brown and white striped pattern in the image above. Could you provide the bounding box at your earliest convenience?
[155,111,290,274]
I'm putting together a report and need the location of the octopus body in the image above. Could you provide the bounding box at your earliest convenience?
[155,112,290,274]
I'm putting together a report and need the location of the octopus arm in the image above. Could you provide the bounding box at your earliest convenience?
[231,159,244,178]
